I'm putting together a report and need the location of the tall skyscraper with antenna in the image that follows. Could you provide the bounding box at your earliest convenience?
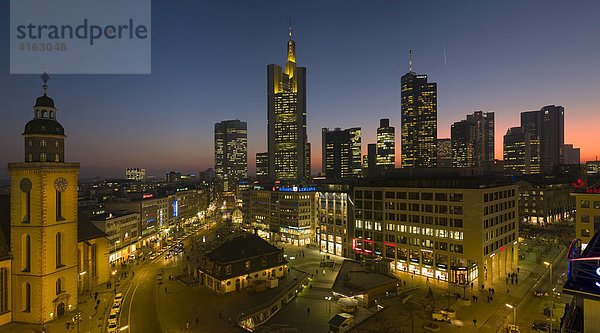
[267,21,309,182]
[401,51,437,168]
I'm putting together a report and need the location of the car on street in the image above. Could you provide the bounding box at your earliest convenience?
[164,253,172,260]
[532,321,550,331]
[113,293,123,305]
[111,302,121,313]
[108,311,118,324]
[534,289,548,297]
[107,321,118,333]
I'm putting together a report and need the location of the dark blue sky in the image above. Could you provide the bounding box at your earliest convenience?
[1,1,600,179]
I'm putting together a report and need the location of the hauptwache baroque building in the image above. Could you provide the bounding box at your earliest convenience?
[0,75,109,327]
[352,177,519,285]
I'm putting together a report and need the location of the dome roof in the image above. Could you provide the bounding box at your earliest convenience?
[35,94,55,108]
[23,118,64,136]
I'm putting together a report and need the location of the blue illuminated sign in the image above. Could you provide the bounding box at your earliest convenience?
[173,200,178,217]
[278,186,316,192]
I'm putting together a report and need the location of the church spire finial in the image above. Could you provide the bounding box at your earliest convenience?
[409,50,412,72]
[288,17,292,41]
[40,68,49,95]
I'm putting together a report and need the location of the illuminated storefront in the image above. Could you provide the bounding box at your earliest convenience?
[280,226,311,246]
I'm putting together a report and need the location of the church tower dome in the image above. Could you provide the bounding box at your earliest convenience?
[23,71,66,163]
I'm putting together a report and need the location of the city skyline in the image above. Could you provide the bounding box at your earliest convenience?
[1,1,600,179]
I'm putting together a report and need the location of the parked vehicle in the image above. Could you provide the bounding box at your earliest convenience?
[532,321,550,331]
[432,311,451,322]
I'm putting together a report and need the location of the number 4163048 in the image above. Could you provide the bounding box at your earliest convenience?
[19,42,66,52]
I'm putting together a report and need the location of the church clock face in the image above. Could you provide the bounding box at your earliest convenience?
[20,178,32,192]
[54,177,68,192]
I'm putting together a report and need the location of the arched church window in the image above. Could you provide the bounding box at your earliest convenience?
[56,233,63,268]
[22,234,31,272]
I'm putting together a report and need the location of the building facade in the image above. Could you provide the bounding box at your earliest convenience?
[242,187,317,246]
[376,119,395,170]
[451,111,494,168]
[572,191,600,247]
[214,120,248,191]
[125,168,145,182]
[90,212,140,263]
[317,186,354,258]
[564,144,581,164]
[256,152,269,182]
[352,178,518,285]
[267,25,309,183]
[509,106,565,175]
[436,138,452,168]
[321,127,362,180]
[400,71,437,168]
[503,127,527,174]
[517,181,575,225]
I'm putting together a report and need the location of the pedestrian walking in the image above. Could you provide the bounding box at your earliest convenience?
[517,267,520,274]
[403,280,406,286]
[195,317,199,327]
[307,307,311,315]
[506,277,509,284]
[165,287,168,293]
[470,282,474,290]
[515,278,518,285]
[186,321,190,330]
[426,277,429,283]
[473,319,477,327]
[507,288,510,295]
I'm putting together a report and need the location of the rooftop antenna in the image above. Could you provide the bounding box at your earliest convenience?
[409,50,412,72]
[288,17,292,40]
[40,68,49,95]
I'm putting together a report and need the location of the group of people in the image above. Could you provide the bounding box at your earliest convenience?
[506,271,519,285]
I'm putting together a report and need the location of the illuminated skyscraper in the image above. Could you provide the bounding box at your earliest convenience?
[321,127,361,180]
[539,105,564,171]
[256,152,269,181]
[503,127,527,174]
[509,105,564,174]
[451,111,494,168]
[436,138,452,168]
[376,119,395,170]
[267,22,309,183]
[214,119,248,189]
[401,57,437,168]
[520,111,542,174]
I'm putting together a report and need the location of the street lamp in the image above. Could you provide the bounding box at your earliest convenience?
[325,296,332,314]
[505,303,516,327]
[544,261,554,332]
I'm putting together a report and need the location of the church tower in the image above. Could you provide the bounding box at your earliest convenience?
[9,72,79,324]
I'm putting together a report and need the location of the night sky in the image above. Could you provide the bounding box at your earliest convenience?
[1,1,599,179]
